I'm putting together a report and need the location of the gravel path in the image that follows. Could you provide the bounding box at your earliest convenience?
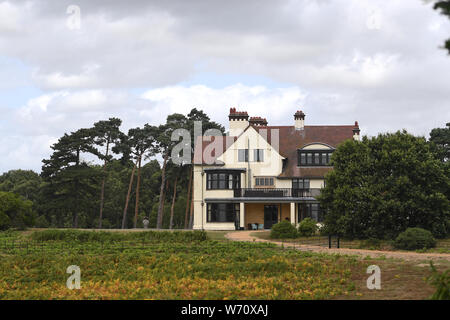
[225,230,450,262]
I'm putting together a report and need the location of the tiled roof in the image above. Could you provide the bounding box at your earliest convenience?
[193,124,356,178]
[253,125,354,178]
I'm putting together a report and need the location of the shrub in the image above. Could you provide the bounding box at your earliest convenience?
[30,229,208,243]
[393,228,436,250]
[34,215,50,228]
[270,220,297,239]
[298,218,318,237]
[427,262,450,300]
[0,191,34,230]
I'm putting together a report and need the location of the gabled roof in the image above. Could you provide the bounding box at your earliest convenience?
[252,125,355,178]
[193,124,356,178]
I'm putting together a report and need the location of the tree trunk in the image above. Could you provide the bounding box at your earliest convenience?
[121,160,138,229]
[184,165,193,229]
[73,148,81,228]
[156,152,169,229]
[160,179,169,228]
[169,176,178,229]
[98,141,110,229]
[133,155,142,228]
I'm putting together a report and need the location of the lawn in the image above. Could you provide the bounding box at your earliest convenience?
[0,229,445,300]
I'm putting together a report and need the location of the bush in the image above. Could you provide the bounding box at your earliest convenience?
[34,215,49,228]
[30,229,208,243]
[298,218,318,237]
[427,262,450,300]
[0,191,34,230]
[270,220,297,239]
[393,228,436,250]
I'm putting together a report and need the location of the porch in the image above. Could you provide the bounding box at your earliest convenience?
[244,203,292,230]
[202,196,323,231]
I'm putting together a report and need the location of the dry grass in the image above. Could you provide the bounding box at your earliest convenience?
[339,258,450,300]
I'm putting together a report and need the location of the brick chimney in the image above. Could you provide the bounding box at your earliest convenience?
[249,116,268,126]
[294,110,305,130]
[353,121,360,141]
[229,107,249,136]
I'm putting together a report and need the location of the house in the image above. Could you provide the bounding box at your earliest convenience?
[192,108,360,230]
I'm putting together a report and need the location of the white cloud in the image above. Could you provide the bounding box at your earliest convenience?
[0,1,21,32]
[141,84,306,126]
[1,0,450,172]
[3,84,307,171]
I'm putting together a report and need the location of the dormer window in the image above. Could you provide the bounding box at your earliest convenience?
[298,149,333,166]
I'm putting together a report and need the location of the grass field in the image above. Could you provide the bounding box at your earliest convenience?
[0,229,446,300]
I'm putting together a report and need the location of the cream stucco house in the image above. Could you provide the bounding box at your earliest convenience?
[192,108,360,231]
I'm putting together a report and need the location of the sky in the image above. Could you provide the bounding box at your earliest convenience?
[0,0,449,172]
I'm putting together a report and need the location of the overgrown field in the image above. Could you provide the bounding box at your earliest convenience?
[0,230,442,299]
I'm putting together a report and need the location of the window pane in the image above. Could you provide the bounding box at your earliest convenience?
[218,174,225,189]
[306,204,311,218]
[314,153,320,164]
[265,178,269,186]
[307,153,313,164]
[311,204,319,221]
[238,149,248,162]
[234,174,240,188]
[301,153,306,165]
[226,204,234,222]
[238,150,244,162]
[304,179,310,189]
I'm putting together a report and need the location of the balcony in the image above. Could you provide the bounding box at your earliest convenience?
[233,188,321,198]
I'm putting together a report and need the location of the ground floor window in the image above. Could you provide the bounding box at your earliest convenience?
[298,203,323,222]
[207,203,239,222]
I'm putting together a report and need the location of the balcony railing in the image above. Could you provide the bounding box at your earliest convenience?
[233,188,321,198]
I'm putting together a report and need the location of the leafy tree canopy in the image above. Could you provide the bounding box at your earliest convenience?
[429,122,450,162]
[319,131,450,239]
[434,0,450,54]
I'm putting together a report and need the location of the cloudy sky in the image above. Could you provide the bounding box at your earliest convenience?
[0,0,449,172]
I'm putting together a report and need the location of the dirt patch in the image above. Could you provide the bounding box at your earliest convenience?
[226,231,450,262]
